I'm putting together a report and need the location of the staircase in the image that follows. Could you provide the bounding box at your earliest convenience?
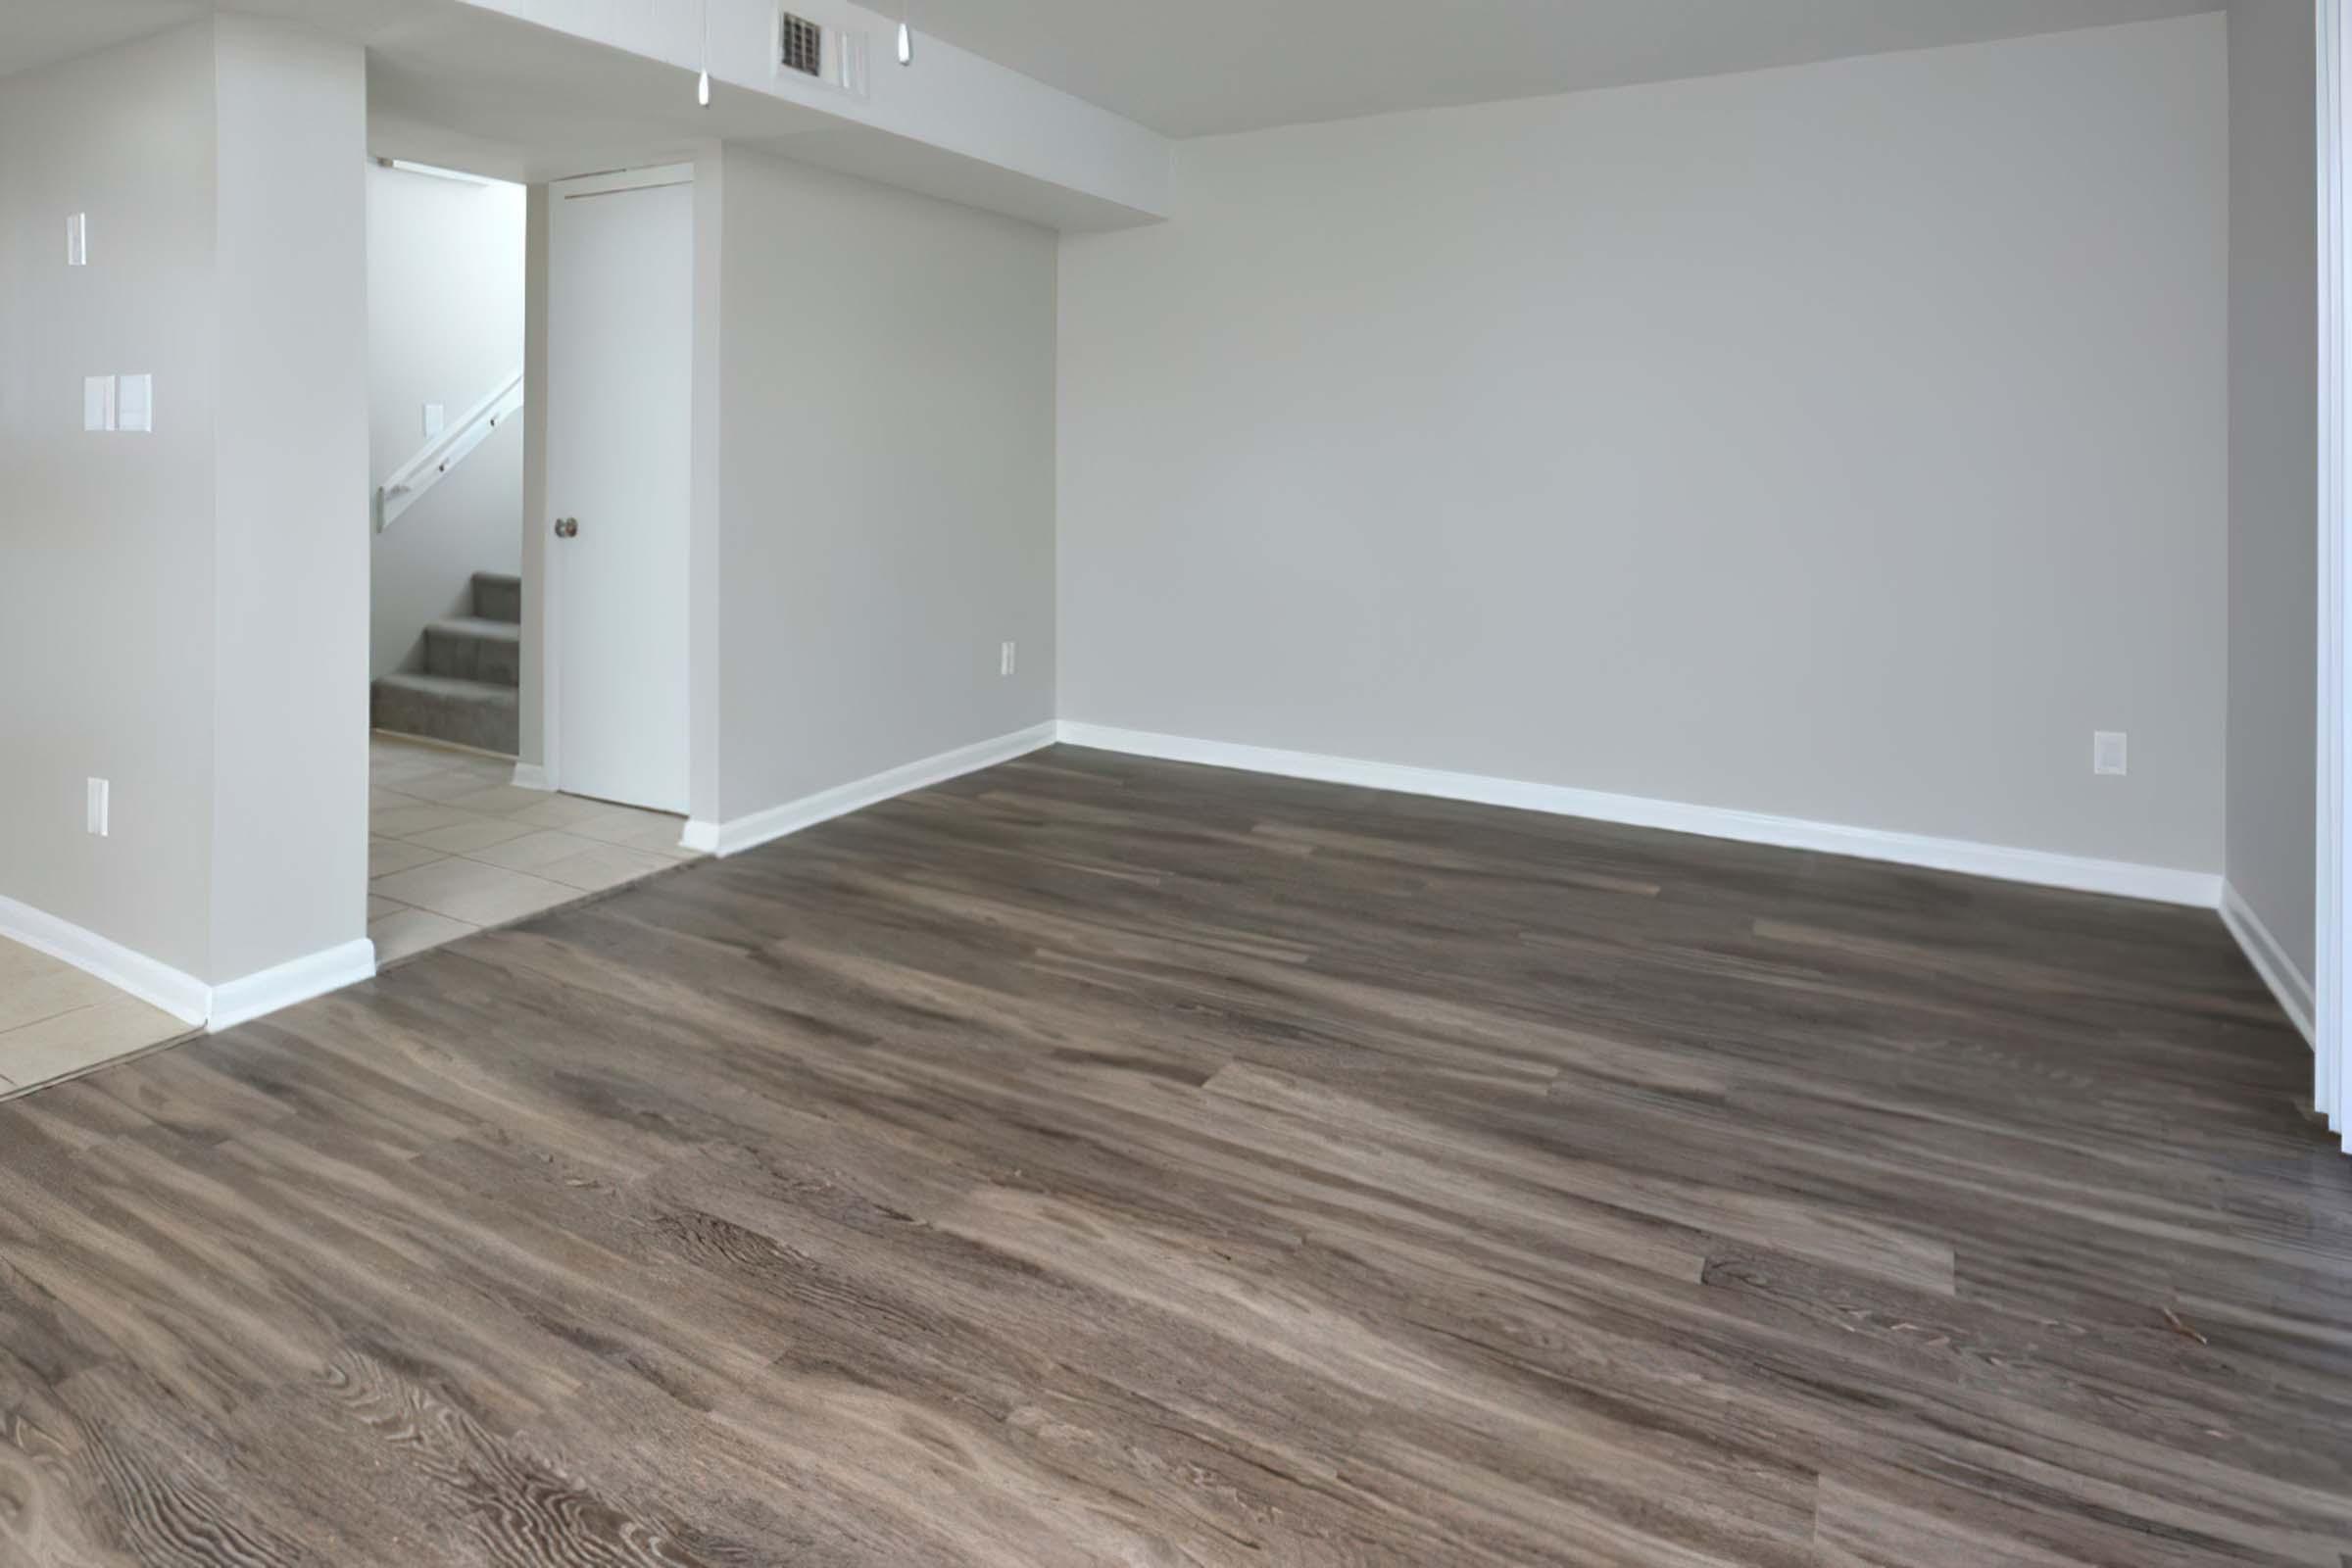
[370,572,521,755]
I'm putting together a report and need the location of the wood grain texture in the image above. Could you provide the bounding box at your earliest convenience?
[1,744,2346,1566]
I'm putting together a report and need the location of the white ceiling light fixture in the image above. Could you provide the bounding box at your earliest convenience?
[698,0,712,105]
[898,0,913,66]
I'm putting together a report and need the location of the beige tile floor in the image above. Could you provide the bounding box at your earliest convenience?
[0,741,694,1101]
[369,735,699,964]
[0,937,191,1099]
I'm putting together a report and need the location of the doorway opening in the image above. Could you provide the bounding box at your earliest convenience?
[364,155,699,967]
[367,156,525,758]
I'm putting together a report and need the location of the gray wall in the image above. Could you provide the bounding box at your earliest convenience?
[0,17,369,987]
[1059,16,2230,874]
[209,16,371,985]
[690,146,725,825]
[2226,0,2319,979]
[367,162,526,680]
[714,147,1057,819]
[0,24,220,977]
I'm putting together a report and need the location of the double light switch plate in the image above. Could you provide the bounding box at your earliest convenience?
[82,374,152,433]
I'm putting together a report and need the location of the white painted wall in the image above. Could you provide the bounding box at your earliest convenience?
[2226,0,2319,981]
[453,0,1170,225]
[714,146,1055,820]
[210,16,371,986]
[0,23,220,978]
[0,17,370,994]
[368,161,526,679]
[689,146,726,825]
[1059,16,2230,876]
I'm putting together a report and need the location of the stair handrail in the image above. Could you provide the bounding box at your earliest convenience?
[373,368,525,533]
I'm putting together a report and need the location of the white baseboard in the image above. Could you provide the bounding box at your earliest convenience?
[510,762,555,793]
[0,895,375,1033]
[1054,722,2224,909]
[371,728,512,762]
[2220,882,2316,1045]
[687,721,1058,859]
[0,892,211,1026]
[208,939,378,1033]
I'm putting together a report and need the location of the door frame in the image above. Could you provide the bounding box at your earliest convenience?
[534,160,697,809]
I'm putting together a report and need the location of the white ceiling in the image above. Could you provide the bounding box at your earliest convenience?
[361,6,1153,226]
[0,0,437,82]
[6,1,2228,134]
[908,0,2226,138]
[0,1,846,183]
[0,1,205,81]
[0,0,2228,219]
[0,0,1159,226]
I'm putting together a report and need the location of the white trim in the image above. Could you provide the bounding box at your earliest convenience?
[687,722,1057,858]
[539,508,564,796]
[510,761,555,792]
[2222,883,2317,1046]
[1055,722,2224,908]
[207,940,378,1033]
[0,893,209,1026]
[0,898,375,1032]
[371,727,513,763]
[2320,0,2348,1135]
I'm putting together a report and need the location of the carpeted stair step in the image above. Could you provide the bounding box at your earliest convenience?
[423,616,520,687]
[371,673,518,756]
[471,570,522,624]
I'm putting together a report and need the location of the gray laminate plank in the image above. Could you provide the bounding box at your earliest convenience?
[0,745,2343,1565]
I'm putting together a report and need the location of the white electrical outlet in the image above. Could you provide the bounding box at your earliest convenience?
[82,374,115,432]
[86,778,109,838]
[1000,640,1016,677]
[2093,731,2129,777]
[66,212,87,267]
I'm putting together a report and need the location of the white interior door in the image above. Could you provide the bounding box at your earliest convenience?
[547,164,693,813]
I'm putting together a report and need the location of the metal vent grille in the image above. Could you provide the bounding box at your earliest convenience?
[779,12,822,76]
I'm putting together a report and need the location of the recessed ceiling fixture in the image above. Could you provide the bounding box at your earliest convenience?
[698,0,712,106]
[898,0,913,67]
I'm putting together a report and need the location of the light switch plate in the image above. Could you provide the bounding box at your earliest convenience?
[118,373,152,433]
[423,402,445,437]
[2093,730,2129,777]
[86,778,109,838]
[82,375,115,432]
[66,212,87,267]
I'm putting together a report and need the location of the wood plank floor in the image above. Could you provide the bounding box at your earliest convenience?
[2,744,2346,1566]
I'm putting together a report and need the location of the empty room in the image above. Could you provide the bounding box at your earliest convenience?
[1,1,2348,1563]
